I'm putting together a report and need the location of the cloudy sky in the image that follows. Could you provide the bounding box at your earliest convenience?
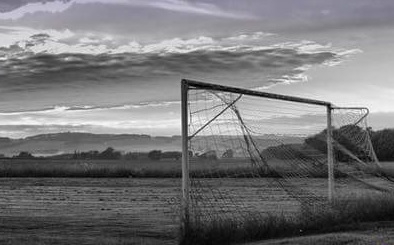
[0,0,394,138]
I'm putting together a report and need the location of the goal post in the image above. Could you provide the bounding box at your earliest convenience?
[181,79,336,219]
[327,104,334,203]
[180,79,390,241]
[181,80,190,231]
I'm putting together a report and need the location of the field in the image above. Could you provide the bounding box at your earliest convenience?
[0,158,341,178]
[0,161,393,244]
[0,159,183,178]
[245,223,394,245]
[381,162,394,176]
[0,178,181,245]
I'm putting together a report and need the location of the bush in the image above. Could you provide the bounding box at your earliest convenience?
[99,147,121,160]
[13,151,34,159]
[148,150,162,161]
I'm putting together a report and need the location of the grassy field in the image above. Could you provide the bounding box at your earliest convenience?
[380,162,394,175]
[244,222,394,245]
[0,158,256,178]
[0,158,183,178]
[0,158,343,178]
[1,159,392,178]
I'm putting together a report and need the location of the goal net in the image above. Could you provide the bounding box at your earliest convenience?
[181,79,394,242]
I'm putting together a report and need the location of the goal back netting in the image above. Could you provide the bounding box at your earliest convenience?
[181,79,394,240]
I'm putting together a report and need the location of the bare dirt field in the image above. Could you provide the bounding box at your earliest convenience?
[0,177,332,244]
[0,178,181,245]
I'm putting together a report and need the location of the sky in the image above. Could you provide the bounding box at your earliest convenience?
[0,0,394,138]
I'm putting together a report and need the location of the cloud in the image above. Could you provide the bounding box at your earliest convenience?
[0,102,181,138]
[0,28,359,91]
[0,103,392,139]
[0,28,363,138]
[0,0,71,13]
[0,46,344,94]
[0,25,74,51]
[0,0,254,20]
[142,0,254,19]
[0,0,74,20]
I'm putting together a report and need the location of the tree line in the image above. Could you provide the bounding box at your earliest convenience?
[9,147,182,161]
[370,129,394,161]
[5,126,394,162]
[305,126,394,162]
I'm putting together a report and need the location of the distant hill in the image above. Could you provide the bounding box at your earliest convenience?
[0,132,304,157]
[0,133,182,157]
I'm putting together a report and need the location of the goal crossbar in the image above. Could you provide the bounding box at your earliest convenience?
[182,79,332,107]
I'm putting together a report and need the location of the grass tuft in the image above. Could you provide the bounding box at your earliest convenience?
[180,194,394,245]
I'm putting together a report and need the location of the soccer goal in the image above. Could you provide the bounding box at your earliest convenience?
[180,79,393,243]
